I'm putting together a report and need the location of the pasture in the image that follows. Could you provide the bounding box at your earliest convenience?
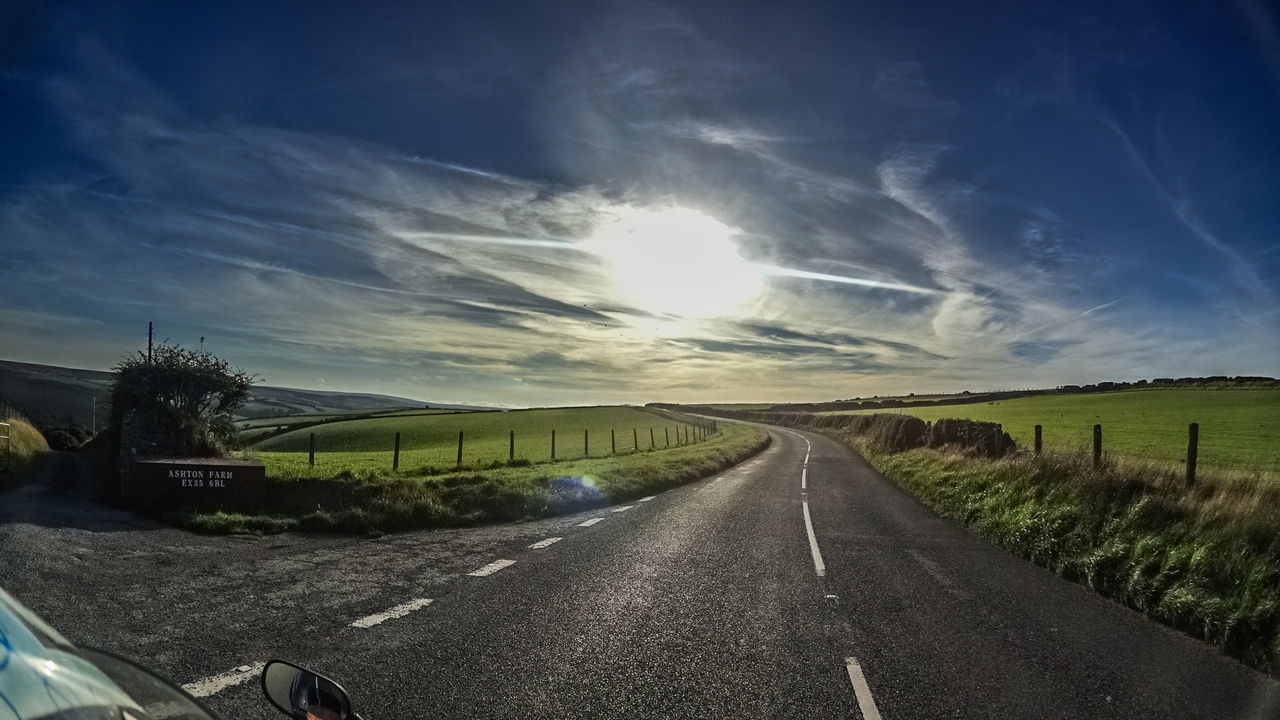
[250,406,710,476]
[825,388,1280,474]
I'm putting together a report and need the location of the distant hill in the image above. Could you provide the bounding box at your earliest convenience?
[0,359,489,427]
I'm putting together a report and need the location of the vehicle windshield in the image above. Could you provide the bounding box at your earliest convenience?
[0,589,217,720]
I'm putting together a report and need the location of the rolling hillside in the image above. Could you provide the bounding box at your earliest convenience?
[0,359,483,426]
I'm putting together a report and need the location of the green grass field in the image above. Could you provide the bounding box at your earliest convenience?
[192,422,766,534]
[824,388,1280,473]
[251,406,710,475]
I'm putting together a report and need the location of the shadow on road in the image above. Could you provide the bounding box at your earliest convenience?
[0,451,161,532]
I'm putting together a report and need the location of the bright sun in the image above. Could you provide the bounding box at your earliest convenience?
[589,207,764,317]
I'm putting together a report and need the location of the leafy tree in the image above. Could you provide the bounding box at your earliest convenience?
[109,342,257,456]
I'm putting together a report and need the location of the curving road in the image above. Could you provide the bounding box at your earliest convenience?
[2,426,1278,718]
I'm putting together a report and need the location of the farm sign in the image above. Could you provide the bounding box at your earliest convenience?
[127,458,265,512]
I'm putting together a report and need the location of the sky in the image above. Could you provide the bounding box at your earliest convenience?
[2,0,1278,406]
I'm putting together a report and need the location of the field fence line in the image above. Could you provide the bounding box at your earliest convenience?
[271,416,720,473]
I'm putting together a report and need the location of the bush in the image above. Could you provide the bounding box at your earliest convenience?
[109,342,256,457]
[927,418,1015,457]
[1,418,50,490]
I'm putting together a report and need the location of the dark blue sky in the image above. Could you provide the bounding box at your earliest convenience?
[2,0,1278,404]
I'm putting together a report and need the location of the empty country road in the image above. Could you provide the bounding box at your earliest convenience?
[2,426,1278,719]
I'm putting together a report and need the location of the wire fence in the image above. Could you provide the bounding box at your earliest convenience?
[254,419,723,474]
[1025,422,1280,484]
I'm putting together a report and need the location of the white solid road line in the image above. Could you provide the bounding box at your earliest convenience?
[181,662,265,698]
[529,537,562,549]
[578,517,605,527]
[351,598,434,628]
[468,559,516,577]
[845,656,884,720]
[611,505,635,513]
[638,495,655,502]
[801,500,827,577]
[801,466,807,489]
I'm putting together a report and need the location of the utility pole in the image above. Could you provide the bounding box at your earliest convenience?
[147,321,153,364]
[92,396,96,435]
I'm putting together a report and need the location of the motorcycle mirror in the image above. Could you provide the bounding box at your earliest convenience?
[261,659,356,720]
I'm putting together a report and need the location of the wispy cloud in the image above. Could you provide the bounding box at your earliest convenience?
[2,3,1277,403]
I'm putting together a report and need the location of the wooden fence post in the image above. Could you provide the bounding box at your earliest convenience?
[1093,424,1102,467]
[665,427,670,447]
[1186,422,1199,488]
[650,427,655,449]
[611,428,616,455]
[456,431,464,468]
[309,432,315,466]
[633,427,638,451]
[1034,425,1042,455]
[585,429,589,456]
[551,430,556,460]
[509,429,515,461]
[393,432,400,470]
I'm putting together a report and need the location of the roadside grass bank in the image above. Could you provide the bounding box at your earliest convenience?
[870,447,1280,674]
[735,409,1280,674]
[183,423,768,534]
[0,417,50,491]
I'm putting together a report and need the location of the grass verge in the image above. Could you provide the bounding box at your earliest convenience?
[182,423,768,535]
[859,442,1280,673]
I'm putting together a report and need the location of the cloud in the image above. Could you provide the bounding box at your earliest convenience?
[3,5,1277,404]
[873,60,961,114]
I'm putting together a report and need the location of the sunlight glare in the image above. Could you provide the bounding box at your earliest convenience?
[589,207,764,317]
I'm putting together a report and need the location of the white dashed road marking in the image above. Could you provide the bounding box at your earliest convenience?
[182,662,265,698]
[351,598,434,628]
[578,517,605,527]
[468,559,516,577]
[529,537,562,549]
[638,495,655,502]
[611,505,635,513]
[845,656,884,720]
[801,499,827,577]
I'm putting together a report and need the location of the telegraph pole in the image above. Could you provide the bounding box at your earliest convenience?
[147,322,153,363]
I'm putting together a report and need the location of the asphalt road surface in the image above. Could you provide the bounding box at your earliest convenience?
[2,429,1279,719]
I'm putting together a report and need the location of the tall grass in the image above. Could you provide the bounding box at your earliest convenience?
[184,423,768,535]
[0,417,49,490]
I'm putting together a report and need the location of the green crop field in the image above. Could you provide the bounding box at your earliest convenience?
[823,388,1280,473]
[250,406,710,475]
